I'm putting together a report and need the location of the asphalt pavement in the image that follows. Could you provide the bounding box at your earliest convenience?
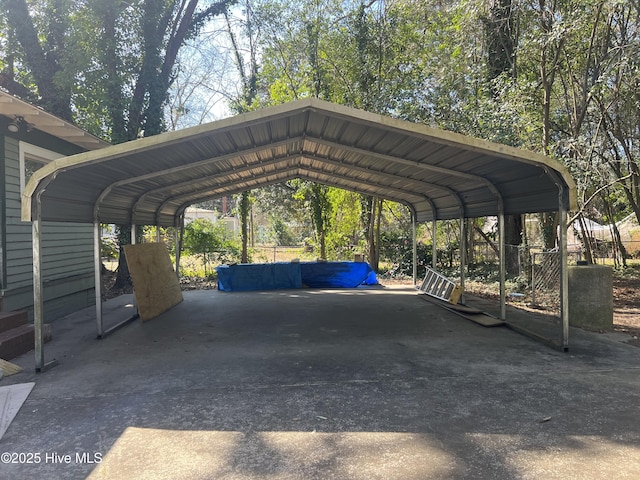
[0,286,638,479]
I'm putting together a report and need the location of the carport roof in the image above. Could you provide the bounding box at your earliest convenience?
[22,98,576,226]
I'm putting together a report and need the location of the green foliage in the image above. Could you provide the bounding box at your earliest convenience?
[270,217,298,246]
[378,231,433,279]
[141,226,177,255]
[8,0,640,273]
[1,0,235,140]
[247,180,416,263]
[100,235,119,259]
[292,181,332,258]
[325,189,363,260]
[235,191,254,262]
[182,218,241,276]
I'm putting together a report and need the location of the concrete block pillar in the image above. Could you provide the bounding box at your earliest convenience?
[568,264,613,330]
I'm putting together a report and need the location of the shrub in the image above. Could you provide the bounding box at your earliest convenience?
[379,232,433,278]
[182,218,242,276]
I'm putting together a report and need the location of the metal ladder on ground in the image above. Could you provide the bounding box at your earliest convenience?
[418,267,462,304]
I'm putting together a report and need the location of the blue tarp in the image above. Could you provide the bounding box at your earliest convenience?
[299,261,375,288]
[216,263,302,292]
[216,261,378,291]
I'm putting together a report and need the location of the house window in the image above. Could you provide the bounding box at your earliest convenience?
[19,141,62,194]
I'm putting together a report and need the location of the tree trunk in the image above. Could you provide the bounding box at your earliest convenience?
[113,225,131,290]
[113,225,143,290]
[483,0,524,274]
[4,0,73,120]
[602,192,627,268]
[113,245,131,290]
[318,234,325,259]
[504,214,523,274]
[483,0,517,87]
[539,212,558,249]
[465,219,473,266]
[577,213,594,264]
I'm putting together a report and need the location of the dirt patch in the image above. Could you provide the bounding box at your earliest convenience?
[612,276,640,346]
[101,268,132,300]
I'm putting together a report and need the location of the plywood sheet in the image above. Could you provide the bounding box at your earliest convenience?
[0,358,23,376]
[124,243,183,322]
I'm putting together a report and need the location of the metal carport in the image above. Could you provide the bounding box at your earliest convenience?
[21,98,576,371]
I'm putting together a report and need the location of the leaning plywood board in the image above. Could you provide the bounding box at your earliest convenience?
[124,243,183,322]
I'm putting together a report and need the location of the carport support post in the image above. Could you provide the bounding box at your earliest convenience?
[432,218,437,270]
[498,213,506,320]
[559,204,569,350]
[175,215,183,277]
[32,195,57,372]
[94,220,104,337]
[459,216,466,300]
[33,210,44,371]
[412,212,418,285]
[130,223,138,315]
[175,227,181,277]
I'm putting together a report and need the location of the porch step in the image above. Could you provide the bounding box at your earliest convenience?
[0,311,29,334]
[0,324,52,360]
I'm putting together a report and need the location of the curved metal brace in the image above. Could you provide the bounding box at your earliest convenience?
[165,165,436,225]
[299,160,458,214]
[132,156,294,223]
[31,171,62,372]
[92,138,298,221]
[135,149,464,226]
[310,136,506,223]
[174,172,306,220]
[21,157,68,222]
[310,136,501,187]
[171,167,433,226]
[300,153,461,214]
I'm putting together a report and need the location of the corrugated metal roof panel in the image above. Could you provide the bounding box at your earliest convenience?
[23,99,576,226]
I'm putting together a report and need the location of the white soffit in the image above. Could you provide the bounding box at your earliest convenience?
[0,91,109,151]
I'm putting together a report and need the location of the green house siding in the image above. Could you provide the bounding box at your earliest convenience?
[2,135,95,319]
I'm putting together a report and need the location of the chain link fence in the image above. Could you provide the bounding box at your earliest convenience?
[530,250,561,307]
[250,245,313,263]
[448,242,585,314]
[529,249,583,309]
[467,243,531,277]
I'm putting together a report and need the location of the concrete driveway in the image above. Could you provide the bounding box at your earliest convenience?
[1,286,639,479]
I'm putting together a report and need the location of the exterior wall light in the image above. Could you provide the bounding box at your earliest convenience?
[6,116,33,133]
